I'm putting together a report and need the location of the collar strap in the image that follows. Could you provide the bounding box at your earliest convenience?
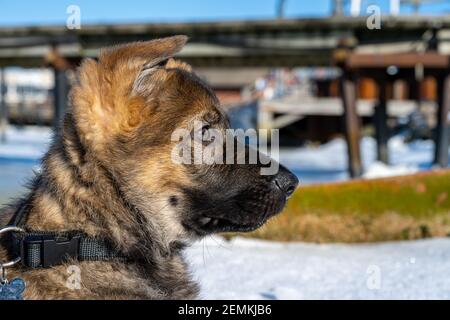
[10,230,127,268]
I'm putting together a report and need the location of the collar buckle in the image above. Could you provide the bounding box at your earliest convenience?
[25,234,81,268]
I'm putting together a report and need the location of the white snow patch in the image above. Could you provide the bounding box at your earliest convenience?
[279,135,445,183]
[186,237,450,300]
[0,125,51,160]
[363,161,418,179]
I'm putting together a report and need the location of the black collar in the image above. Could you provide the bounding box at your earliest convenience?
[5,203,127,268]
[10,230,126,268]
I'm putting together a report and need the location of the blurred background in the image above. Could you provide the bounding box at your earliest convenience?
[1,0,450,299]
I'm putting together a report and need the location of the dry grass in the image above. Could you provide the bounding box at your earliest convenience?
[248,211,450,243]
[235,169,450,243]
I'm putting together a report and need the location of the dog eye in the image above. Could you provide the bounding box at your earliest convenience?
[202,125,211,140]
[193,124,215,144]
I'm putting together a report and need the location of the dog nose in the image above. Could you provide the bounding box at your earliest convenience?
[273,165,299,197]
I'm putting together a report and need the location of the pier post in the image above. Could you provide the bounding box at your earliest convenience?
[46,46,72,129]
[0,68,7,143]
[53,69,69,128]
[434,74,450,167]
[340,73,362,178]
[375,78,389,164]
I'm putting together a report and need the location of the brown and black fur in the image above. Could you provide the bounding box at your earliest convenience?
[0,36,298,299]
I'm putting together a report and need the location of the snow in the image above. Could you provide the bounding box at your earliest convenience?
[279,135,443,184]
[186,236,450,300]
[362,161,418,179]
[0,125,52,160]
[0,125,447,184]
[0,126,52,206]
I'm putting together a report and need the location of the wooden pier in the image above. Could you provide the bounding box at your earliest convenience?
[336,52,450,177]
[259,97,434,127]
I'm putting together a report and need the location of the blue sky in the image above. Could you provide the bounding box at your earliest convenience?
[0,0,450,26]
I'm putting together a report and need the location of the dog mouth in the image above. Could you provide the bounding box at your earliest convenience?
[185,215,267,236]
[181,184,291,237]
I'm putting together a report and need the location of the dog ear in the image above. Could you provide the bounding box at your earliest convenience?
[71,36,188,150]
[99,35,188,72]
[165,58,192,72]
[132,57,193,96]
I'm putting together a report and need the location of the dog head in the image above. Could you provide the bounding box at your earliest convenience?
[71,35,298,243]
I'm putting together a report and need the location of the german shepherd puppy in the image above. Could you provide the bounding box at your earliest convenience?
[0,36,298,299]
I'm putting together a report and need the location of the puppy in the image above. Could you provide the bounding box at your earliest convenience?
[0,36,298,299]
